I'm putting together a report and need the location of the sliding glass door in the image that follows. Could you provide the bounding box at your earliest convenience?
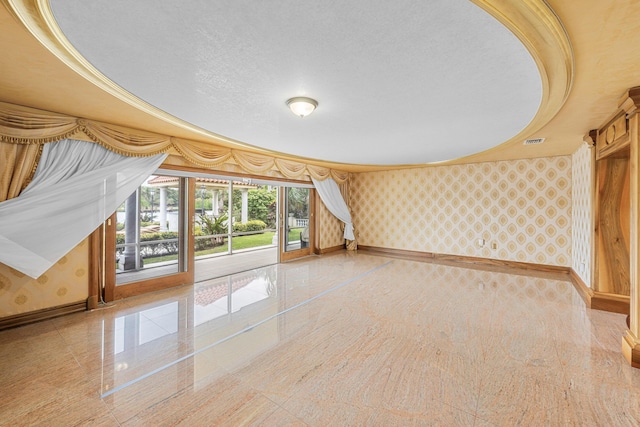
[280,187,314,262]
[101,171,316,300]
[104,174,193,300]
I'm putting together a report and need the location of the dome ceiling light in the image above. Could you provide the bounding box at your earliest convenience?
[46,0,564,165]
[286,97,317,118]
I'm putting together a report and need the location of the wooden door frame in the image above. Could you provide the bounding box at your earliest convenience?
[100,176,195,302]
[279,187,316,262]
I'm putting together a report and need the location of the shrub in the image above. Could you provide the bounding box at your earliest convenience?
[233,220,266,233]
[116,231,187,258]
[139,231,179,258]
[194,230,217,251]
[246,220,267,231]
[247,187,277,226]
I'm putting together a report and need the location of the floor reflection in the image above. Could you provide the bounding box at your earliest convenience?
[102,265,288,396]
[194,269,277,325]
[3,252,638,425]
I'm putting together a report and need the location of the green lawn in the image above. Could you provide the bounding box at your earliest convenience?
[200,231,274,255]
[141,227,305,265]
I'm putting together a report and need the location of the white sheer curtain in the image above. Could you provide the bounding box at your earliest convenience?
[311,177,355,241]
[0,139,167,278]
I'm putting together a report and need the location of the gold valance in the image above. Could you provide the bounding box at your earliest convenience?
[0,101,349,184]
[80,119,172,156]
[171,138,233,168]
[0,102,79,143]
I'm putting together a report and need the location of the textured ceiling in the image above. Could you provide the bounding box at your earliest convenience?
[48,0,541,166]
[5,1,640,171]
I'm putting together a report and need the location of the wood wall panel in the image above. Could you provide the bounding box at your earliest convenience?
[596,156,631,295]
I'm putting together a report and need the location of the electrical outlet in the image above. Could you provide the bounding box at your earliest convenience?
[477,238,485,247]
[491,242,497,250]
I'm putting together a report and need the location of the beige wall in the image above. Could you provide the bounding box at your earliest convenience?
[0,238,89,317]
[317,199,344,250]
[351,156,572,266]
[0,152,588,318]
[571,144,594,286]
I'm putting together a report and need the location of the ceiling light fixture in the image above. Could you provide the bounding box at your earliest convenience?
[286,97,318,118]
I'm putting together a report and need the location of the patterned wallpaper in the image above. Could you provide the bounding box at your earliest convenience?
[571,144,593,287]
[351,156,572,266]
[0,238,89,317]
[317,197,344,250]
[0,153,586,319]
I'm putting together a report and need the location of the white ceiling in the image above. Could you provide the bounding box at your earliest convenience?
[49,0,542,166]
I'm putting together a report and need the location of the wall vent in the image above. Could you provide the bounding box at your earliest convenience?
[523,138,545,145]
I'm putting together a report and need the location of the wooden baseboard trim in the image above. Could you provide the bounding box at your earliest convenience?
[358,245,434,262]
[591,292,630,314]
[0,301,86,331]
[358,246,572,276]
[569,268,594,307]
[568,268,629,314]
[622,331,640,368]
[318,244,345,254]
[359,248,629,315]
[433,253,570,274]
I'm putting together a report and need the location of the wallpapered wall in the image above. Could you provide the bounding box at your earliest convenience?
[0,238,89,317]
[351,156,572,266]
[571,144,593,287]
[317,197,344,250]
[0,152,588,319]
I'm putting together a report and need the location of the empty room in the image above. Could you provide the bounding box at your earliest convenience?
[1,0,640,425]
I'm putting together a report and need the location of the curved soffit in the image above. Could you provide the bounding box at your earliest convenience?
[6,0,572,169]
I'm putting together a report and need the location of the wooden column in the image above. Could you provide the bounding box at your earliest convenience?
[592,96,632,314]
[619,88,640,367]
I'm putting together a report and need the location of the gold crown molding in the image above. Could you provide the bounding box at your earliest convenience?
[1,0,342,168]
[2,0,258,149]
[0,0,377,172]
[296,0,575,172]
[2,0,574,173]
[448,0,574,167]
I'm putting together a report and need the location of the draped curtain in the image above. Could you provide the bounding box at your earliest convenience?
[0,139,167,278]
[0,143,43,202]
[0,100,353,277]
[312,177,357,250]
[339,179,358,251]
[0,101,349,183]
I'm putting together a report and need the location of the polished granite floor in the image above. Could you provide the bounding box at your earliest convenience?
[1,251,639,426]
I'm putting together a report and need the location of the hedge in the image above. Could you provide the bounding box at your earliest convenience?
[115,221,267,259]
[233,220,267,233]
[116,231,219,258]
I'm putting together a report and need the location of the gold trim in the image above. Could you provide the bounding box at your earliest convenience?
[458,0,573,166]
[4,0,246,150]
[0,129,78,144]
[3,0,573,172]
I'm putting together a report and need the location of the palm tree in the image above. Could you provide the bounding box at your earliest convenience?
[199,214,228,246]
